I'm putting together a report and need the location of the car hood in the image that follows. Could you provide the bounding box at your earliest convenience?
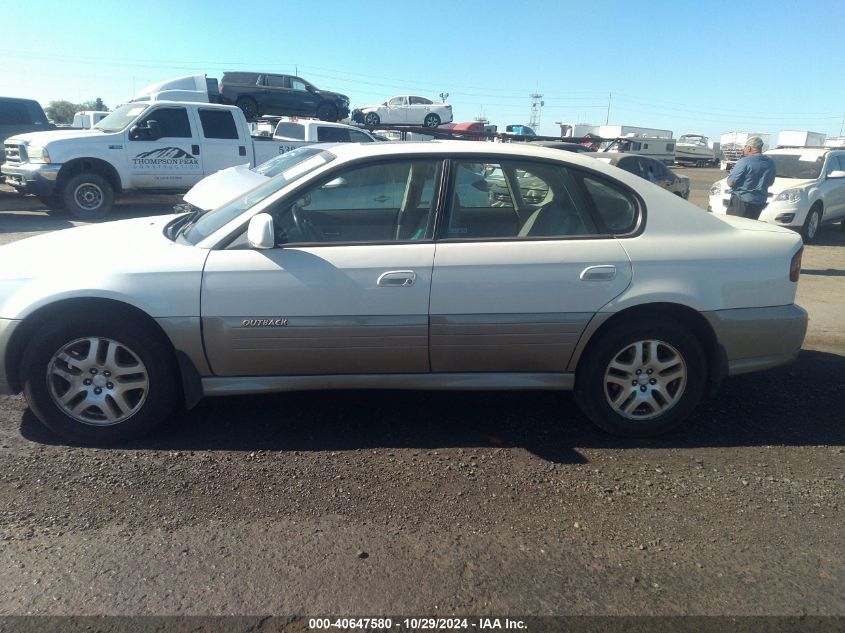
[0,215,199,283]
[316,89,348,102]
[5,129,106,145]
[357,103,382,112]
[715,176,815,194]
[183,164,269,211]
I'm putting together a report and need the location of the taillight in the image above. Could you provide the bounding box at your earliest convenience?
[789,247,803,282]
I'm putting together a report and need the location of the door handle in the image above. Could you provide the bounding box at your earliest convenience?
[191,144,200,155]
[238,145,247,156]
[373,195,390,202]
[580,265,617,281]
[377,270,416,287]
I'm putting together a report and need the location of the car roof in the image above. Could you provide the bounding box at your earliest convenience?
[324,140,621,173]
[767,147,832,157]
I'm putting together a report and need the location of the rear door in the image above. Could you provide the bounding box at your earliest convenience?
[429,158,634,373]
[126,105,204,189]
[197,107,249,176]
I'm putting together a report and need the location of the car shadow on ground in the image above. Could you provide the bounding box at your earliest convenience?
[18,349,845,463]
[810,225,845,246]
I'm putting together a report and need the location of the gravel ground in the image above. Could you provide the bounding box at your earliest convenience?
[0,173,843,619]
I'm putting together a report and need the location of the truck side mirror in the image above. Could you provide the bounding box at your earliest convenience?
[146,120,162,141]
[827,170,845,179]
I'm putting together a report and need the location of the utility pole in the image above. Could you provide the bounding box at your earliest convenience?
[839,111,844,136]
[439,92,449,103]
[605,92,612,125]
[529,92,544,130]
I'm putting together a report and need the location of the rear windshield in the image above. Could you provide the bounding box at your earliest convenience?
[274,122,304,140]
[770,154,824,179]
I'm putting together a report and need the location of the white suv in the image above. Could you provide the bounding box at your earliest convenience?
[708,148,845,242]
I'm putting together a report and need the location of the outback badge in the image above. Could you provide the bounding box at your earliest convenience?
[242,318,288,327]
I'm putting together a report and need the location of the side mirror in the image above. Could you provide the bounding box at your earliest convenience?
[827,170,845,179]
[247,213,275,249]
[146,120,162,141]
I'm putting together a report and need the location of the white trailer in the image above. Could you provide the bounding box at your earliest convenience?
[719,131,770,171]
[776,130,826,148]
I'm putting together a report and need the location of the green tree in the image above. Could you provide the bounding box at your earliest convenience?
[44,100,77,125]
[79,98,109,112]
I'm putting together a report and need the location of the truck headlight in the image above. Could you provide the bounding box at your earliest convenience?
[774,189,801,203]
[709,183,722,195]
[28,146,51,164]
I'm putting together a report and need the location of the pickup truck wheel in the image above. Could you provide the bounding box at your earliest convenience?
[801,204,822,243]
[423,113,441,128]
[236,97,259,120]
[364,112,380,126]
[61,173,113,220]
[574,318,706,437]
[316,103,338,121]
[22,316,177,445]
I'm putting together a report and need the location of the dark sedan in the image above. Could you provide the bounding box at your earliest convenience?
[597,154,690,199]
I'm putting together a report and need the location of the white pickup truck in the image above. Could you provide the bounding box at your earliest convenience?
[1,101,312,218]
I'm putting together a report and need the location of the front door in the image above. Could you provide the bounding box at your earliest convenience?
[126,105,203,189]
[201,158,444,376]
[429,159,634,373]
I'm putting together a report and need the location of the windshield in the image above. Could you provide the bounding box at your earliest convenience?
[93,103,149,132]
[770,153,824,179]
[182,147,335,244]
[679,135,707,146]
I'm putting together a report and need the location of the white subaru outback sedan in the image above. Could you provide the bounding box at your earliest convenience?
[0,141,807,444]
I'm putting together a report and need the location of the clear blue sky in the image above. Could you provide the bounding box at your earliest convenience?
[3,0,845,141]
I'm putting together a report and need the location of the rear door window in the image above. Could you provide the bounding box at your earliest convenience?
[444,160,599,239]
[199,109,239,139]
[577,173,640,234]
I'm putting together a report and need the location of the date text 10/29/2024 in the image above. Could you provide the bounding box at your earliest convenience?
[308,618,528,630]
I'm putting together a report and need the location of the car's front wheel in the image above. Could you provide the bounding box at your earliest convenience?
[22,315,177,444]
[801,204,822,243]
[316,103,338,122]
[574,318,706,436]
[364,112,380,126]
[60,172,114,220]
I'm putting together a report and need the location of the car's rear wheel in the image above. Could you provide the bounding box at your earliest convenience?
[801,204,822,243]
[423,113,441,128]
[22,316,177,444]
[316,103,338,121]
[236,96,259,120]
[574,318,706,436]
[60,172,113,220]
[364,112,380,126]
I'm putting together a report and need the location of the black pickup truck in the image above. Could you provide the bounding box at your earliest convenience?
[1,97,55,168]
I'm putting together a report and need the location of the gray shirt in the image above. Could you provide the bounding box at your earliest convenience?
[728,154,776,204]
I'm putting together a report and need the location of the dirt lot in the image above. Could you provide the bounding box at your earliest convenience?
[0,171,843,620]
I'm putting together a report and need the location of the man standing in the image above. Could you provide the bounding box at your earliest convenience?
[727,136,776,219]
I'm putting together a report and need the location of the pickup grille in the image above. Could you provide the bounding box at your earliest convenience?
[3,143,27,164]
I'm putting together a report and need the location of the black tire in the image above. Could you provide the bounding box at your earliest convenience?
[574,318,707,437]
[801,204,822,243]
[316,103,338,122]
[60,172,113,220]
[364,112,380,126]
[423,113,441,128]
[236,96,259,120]
[22,315,177,445]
